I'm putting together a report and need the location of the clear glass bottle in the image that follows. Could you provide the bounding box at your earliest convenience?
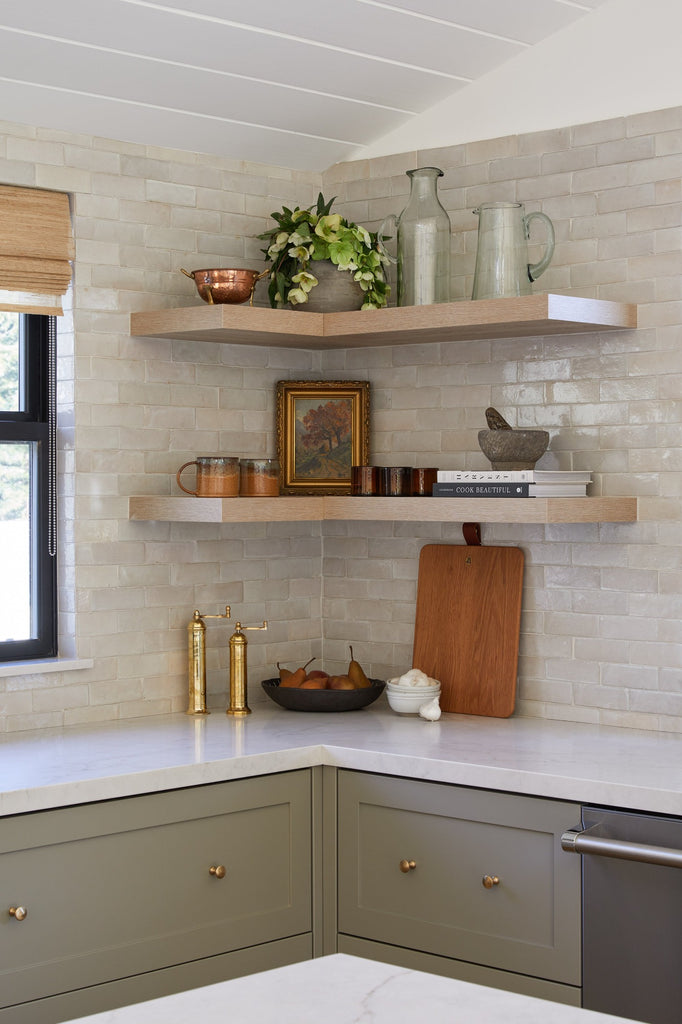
[379,167,451,306]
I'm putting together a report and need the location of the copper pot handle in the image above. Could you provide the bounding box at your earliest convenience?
[182,268,215,303]
[181,266,211,299]
[249,268,271,306]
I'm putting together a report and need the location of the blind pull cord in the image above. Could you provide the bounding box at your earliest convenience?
[48,316,57,559]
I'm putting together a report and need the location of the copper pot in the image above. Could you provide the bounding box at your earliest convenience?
[180,267,269,305]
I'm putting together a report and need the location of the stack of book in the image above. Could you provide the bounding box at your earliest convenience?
[433,470,592,498]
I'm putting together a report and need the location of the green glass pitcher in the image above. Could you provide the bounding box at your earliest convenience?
[471,202,555,300]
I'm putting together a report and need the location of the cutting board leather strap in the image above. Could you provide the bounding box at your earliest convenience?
[462,522,481,545]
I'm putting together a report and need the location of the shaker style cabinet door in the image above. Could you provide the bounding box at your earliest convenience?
[337,770,580,985]
[0,770,311,1009]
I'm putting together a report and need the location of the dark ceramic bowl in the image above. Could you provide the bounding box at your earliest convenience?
[261,678,385,712]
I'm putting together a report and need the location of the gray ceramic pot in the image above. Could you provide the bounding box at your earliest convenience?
[292,260,364,313]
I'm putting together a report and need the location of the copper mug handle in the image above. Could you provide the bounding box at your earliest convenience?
[176,461,200,495]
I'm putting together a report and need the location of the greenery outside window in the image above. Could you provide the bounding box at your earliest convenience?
[0,312,57,661]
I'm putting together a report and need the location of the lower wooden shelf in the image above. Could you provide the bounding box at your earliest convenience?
[128,495,637,525]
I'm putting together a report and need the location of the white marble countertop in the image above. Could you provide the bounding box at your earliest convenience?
[1,703,680,817]
[66,954,639,1024]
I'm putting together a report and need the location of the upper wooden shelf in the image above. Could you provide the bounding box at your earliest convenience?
[129,294,637,350]
[129,495,638,525]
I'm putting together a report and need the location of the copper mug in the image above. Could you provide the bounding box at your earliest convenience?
[176,456,240,497]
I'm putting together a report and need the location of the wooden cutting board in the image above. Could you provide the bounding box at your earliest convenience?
[412,543,524,718]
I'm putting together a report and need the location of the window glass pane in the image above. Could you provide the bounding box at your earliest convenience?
[0,312,21,412]
[0,440,32,641]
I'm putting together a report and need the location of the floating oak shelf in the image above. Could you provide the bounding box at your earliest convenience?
[129,495,638,525]
[130,294,637,350]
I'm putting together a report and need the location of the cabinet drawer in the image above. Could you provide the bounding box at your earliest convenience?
[337,771,580,984]
[0,935,312,1024]
[0,770,311,1008]
[338,936,581,1007]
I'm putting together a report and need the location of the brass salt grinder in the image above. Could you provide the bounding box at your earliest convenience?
[227,620,268,716]
[186,606,267,716]
[186,606,231,715]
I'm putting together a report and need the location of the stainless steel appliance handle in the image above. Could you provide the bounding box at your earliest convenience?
[561,827,682,868]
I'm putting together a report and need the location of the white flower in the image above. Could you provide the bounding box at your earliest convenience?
[336,257,358,272]
[353,225,372,247]
[288,245,311,260]
[288,230,311,247]
[291,270,317,294]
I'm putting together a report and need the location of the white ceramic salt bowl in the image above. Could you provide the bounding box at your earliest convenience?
[386,683,441,714]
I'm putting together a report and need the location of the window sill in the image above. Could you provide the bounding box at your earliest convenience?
[0,657,94,679]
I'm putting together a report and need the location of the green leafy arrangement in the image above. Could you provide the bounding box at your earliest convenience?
[258,193,390,310]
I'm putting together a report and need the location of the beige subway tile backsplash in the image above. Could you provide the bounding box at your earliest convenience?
[0,108,679,732]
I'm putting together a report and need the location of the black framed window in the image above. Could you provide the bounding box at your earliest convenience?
[0,312,57,660]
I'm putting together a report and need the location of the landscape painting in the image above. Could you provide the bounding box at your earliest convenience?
[276,380,370,494]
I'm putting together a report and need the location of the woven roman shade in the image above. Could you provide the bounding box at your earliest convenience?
[0,185,74,315]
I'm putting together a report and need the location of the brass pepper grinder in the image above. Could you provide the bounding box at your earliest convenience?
[186,606,231,715]
[227,620,268,716]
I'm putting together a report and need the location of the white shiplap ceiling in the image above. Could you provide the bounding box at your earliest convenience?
[0,0,607,171]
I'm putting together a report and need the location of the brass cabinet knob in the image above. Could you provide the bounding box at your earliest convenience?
[482,875,500,889]
[399,859,416,873]
[209,865,226,879]
[9,906,28,921]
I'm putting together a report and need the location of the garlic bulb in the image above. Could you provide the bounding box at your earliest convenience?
[388,668,441,688]
[418,696,441,721]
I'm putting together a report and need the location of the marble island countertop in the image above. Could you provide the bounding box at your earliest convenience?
[1,703,681,817]
[66,953,640,1024]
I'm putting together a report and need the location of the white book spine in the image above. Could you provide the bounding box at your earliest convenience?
[437,470,533,482]
[437,470,593,484]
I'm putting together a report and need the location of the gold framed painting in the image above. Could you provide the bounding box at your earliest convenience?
[276,380,370,495]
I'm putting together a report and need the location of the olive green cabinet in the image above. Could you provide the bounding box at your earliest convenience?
[0,764,585,1019]
[0,770,312,1023]
[336,771,581,1003]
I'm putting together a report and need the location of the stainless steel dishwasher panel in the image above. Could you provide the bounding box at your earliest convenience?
[575,806,682,1024]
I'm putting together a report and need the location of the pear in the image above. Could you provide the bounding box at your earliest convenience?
[305,669,329,683]
[300,676,328,689]
[348,645,372,688]
[277,661,293,684]
[328,674,356,690]
[278,657,315,687]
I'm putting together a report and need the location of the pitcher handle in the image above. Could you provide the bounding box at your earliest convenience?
[377,213,398,265]
[524,211,555,282]
[176,461,199,495]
